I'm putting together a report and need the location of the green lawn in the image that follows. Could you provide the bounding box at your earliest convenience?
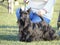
[0,0,60,45]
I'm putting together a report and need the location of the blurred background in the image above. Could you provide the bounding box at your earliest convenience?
[0,0,60,45]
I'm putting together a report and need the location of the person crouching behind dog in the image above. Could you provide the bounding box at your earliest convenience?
[16,0,55,25]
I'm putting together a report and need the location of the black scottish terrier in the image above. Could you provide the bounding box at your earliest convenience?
[17,8,58,42]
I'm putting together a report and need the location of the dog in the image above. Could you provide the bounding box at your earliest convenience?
[17,8,58,42]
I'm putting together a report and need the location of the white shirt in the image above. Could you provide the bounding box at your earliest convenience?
[25,0,55,20]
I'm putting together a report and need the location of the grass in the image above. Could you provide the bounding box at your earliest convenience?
[0,0,60,45]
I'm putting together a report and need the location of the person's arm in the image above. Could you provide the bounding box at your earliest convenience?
[37,0,55,16]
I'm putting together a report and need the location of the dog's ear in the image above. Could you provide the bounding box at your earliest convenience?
[19,8,22,17]
[27,8,31,14]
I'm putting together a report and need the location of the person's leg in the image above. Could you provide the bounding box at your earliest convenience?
[29,11,42,23]
[16,8,21,21]
[29,11,50,24]
[43,17,50,24]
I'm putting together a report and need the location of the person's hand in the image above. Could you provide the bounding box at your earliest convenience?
[37,9,47,16]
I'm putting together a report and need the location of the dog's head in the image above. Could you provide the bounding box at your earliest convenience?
[18,8,31,27]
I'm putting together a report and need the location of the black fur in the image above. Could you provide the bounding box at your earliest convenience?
[17,8,57,42]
